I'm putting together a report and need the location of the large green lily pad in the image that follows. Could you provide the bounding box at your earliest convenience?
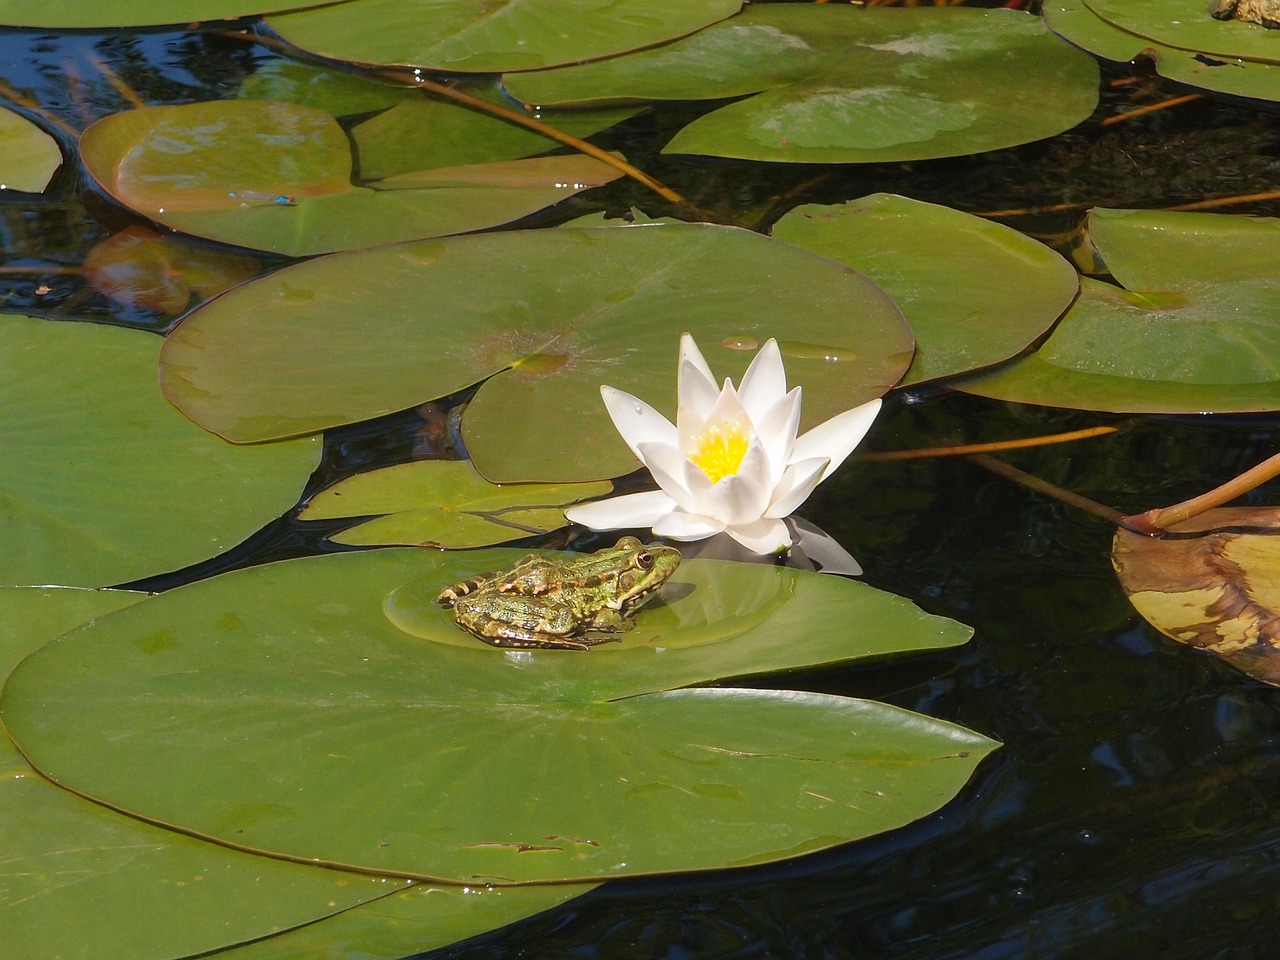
[160,223,912,483]
[0,587,417,960]
[955,208,1280,413]
[1,548,989,885]
[771,195,1078,385]
[81,100,622,257]
[1084,0,1280,65]
[300,459,612,548]
[0,105,60,193]
[0,316,318,587]
[0,0,313,27]
[266,0,743,73]
[503,6,1099,163]
[1045,0,1280,103]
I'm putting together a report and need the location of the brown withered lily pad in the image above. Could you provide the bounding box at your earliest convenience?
[1113,507,1280,685]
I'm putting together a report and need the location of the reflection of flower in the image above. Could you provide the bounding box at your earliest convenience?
[565,334,881,555]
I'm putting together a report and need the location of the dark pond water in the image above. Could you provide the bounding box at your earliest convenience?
[5,15,1280,960]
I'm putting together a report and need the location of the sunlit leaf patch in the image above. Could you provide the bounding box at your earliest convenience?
[0,104,60,193]
[0,0,314,27]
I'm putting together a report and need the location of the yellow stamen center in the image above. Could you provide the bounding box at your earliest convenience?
[689,420,750,484]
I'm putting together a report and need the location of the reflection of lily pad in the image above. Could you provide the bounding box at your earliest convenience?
[0,104,60,193]
[300,459,612,548]
[266,0,743,73]
[161,223,912,482]
[386,553,791,651]
[772,194,1078,385]
[1045,0,1280,103]
[2,549,989,885]
[956,208,1280,413]
[81,100,622,256]
[504,6,1099,163]
[0,587,414,960]
[0,316,318,587]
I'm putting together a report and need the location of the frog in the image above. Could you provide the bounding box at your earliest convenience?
[1209,0,1280,28]
[436,536,681,650]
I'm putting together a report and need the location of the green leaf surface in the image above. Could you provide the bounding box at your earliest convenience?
[266,0,743,73]
[772,195,1078,385]
[160,224,912,482]
[504,6,1100,163]
[238,58,422,118]
[80,100,622,257]
[2,549,989,884]
[300,459,612,547]
[0,105,60,193]
[352,95,640,181]
[1044,0,1280,103]
[0,316,318,587]
[955,208,1280,413]
[0,587,416,960]
[1084,0,1280,65]
[0,0,313,27]
[211,883,593,960]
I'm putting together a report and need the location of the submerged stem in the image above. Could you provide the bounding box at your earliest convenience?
[1122,448,1280,535]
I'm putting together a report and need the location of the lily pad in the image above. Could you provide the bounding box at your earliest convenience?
[300,459,612,547]
[1,548,989,885]
[1045,0,1280,103]
[83,225,265,317]
[238,58,423,118]
[1084,0,1280,65]
[1113,507,1280,686]
[771,195,1079,385]
[266,0,743,73]
[0,0,314,27]
[81,99,623,257]
[160,223,912,483]
[0,587,416,960]
[0,105,60,193]
[503,6,1100,164]
[955,208,1280,413]
[0,316,318,587]
[352,95,641,181]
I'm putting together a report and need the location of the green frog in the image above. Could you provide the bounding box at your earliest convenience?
[437,537,682,650]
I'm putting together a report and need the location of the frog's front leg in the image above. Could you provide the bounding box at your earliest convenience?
[587,609,637,633]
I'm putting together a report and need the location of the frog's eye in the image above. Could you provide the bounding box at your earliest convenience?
[635,550,654,569]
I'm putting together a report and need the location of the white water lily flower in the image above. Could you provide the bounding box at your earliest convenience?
[565,333,881,555]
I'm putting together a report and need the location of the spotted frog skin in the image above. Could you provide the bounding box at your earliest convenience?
[437,537,681,650]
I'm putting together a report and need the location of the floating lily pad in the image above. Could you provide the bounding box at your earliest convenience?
[1045,0,1280,103]
[955,208,1280,413]
[0,104,60,193]
[300,459,612,547]
[238,58,422,118]
[352,95,640,181]
[1113,507,1280,686]
[0,587,417,960]
[81,99,623,257]
[504,6,1099,164]
[772,195,1078,385]
[0,316,318,587]
[1,548,988,885]
[1084,0,1280,65]
[266,0,743,73]
[161,223,912,483]
[83,225,265,317]
[0,0,314,27]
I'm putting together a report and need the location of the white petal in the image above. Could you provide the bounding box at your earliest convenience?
[791,398,881,482]
[636,441,703,514]
[754,385,802,487]
[564,490,677,530]
[653,510,724,541]
[723,517,793,555]
[678,358,719,419]
[765,456,829,518]
[737,338,787,426]
[601,385,677,461]
[789,517,862,576]
[679,332,716,388]
[696,464,768,526]
[679,379,749,453]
